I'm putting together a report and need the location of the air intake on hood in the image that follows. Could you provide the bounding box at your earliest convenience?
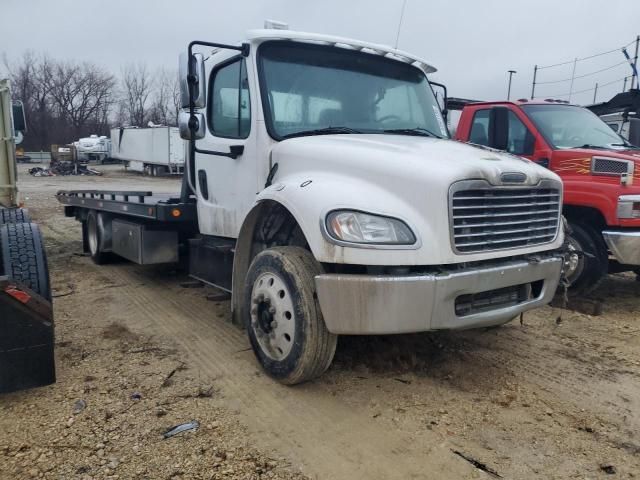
[450,180,561,253]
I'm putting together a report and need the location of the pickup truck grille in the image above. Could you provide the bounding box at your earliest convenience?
[451,183,561,253]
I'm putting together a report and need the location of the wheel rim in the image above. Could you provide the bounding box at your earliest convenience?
[250,272,296,361]
[87,215,99,256]
[564,234,584,285]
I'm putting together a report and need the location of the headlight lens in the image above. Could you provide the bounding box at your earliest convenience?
[325,210,416,245]
[617,195,640,219]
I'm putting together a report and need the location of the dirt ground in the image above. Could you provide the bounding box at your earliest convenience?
[1,164,639,479]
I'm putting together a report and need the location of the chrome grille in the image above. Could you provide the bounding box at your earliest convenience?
[592,157,632,176]
[451,183,561,253]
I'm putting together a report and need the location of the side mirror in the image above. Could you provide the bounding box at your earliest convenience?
[12,101,26,133]
[489,107,509,151]
[629,118,640,147]
[178,111,205,140]
[179,52,206,109]
[430,81,448,122]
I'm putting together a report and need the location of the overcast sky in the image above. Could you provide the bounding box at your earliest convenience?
[2,0,639,105]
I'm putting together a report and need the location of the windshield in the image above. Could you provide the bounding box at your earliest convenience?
[522,104,630,149]
[258,41,448,140]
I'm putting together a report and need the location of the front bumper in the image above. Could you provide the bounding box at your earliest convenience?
[315,255,562,335]
[602,230,640,266]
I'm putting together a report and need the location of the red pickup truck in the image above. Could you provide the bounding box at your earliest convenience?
[454,99,640,294]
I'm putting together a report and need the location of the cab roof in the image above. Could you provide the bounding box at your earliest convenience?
[245,29,437,74]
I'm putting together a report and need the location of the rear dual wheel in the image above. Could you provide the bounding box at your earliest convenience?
[245,247,337,385]
[85,210,111,265]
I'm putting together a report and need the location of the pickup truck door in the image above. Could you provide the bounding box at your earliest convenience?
[194,55,258,238]
[466,106,551,168]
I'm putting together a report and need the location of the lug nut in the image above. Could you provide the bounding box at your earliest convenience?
[270,321,278,329]
[264,297,271,305]
[268,306,276,314]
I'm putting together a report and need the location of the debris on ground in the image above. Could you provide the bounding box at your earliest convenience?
[29,162,102,176]
[162,420,200,439]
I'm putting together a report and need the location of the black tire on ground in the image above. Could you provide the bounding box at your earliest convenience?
[244,246,338,385]
[86,210,111,265]
[0,222,51,300]
[564,222,608,296]
[0,207,32,225]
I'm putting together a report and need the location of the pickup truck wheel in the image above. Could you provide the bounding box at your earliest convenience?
[564,222,608,295]
[86,210,110,265]
[245,246,337,385]
[0,222,51,300]
[0,208,32,225]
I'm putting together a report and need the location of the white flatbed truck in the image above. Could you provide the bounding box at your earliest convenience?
[57,29,565,384]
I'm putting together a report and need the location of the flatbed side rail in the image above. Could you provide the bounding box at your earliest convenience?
[58,190,153,202]
[55,190,198,223]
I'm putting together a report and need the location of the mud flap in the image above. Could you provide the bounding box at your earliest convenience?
[0,278,55,394]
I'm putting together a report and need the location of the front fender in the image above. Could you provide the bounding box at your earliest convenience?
[253,173,432,265]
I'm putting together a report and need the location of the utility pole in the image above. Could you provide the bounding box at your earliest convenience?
[568,58,578,102]
[633,35,639,89]
[531,65,538,99]
[593,83,598,103]
[507,70,517,100]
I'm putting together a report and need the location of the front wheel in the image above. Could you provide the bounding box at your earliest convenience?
[564,222,608,295]
[245,247,337,385]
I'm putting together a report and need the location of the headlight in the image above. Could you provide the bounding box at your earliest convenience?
[617,195,640,219]
[325,210,416,245]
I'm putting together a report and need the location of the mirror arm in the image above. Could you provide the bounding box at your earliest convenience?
[194,145,244,159]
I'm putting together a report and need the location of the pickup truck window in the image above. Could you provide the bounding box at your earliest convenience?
[209,58,251,139]
[258,41,447,140]
[469,108,534,155]
[522,104,626,149]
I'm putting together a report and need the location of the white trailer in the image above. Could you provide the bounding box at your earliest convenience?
[110,126,185,175]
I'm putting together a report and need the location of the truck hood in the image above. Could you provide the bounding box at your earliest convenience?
[267,134,563,266]
[273,134,552,187]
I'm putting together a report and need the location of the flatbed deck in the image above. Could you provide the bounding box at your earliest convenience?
[56,189,197,223]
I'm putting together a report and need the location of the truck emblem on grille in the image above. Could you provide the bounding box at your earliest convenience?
[500,172,527,184]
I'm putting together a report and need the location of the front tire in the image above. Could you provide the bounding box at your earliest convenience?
[245,247,337,385]
[564,222,608,295]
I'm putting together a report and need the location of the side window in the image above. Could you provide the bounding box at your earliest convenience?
[507,111,535,155]
[209,59,251,138]
[469,109,490,145]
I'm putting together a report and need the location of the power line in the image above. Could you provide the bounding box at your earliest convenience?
[537,38,637,70]
[534,76,629,99]
[535,60,627,85]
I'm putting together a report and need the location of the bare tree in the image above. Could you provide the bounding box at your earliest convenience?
[4,53,116,149]
[148,68,180,126]
[121,63,153,126]
[47,61,116,133]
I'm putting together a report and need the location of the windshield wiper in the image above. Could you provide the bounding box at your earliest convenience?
[281,126,362,139]
[610,142,640,149]
[570,144,608,150]
[383,127,443,139]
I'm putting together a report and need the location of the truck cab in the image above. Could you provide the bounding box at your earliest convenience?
[455,99,640,293]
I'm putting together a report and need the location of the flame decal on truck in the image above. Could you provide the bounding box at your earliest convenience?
[554,158,591,175]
